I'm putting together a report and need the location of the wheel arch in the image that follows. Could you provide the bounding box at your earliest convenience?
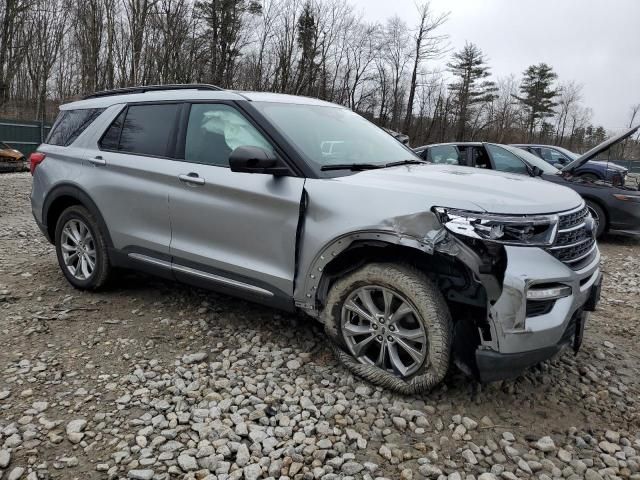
[298,230,482,314]
[43,184,113,248]
[583,195,609,231]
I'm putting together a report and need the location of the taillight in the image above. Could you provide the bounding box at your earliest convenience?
[29,152,46,175]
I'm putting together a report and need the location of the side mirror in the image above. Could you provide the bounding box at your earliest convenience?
[229,146,290,176]
[531,165,544,177]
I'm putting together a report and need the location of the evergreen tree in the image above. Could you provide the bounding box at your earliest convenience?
[295,2,318,95]
[447,42,496,140]
[515,63,558,139]
[195,0,262,87]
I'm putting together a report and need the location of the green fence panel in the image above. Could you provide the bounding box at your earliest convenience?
[0,119,52,157]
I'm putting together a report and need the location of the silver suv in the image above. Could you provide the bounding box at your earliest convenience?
[30,84,602,393]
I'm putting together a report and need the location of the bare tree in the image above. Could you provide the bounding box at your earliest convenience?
[403,1,448,133]
[25,0,66,123]
[0,0,31,104]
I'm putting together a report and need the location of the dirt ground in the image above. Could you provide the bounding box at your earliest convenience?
[1,172,639,480]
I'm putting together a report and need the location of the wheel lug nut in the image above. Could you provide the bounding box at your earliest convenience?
[377,335,383,341]
[379,318,385,324]
[389,325,395,331]
[387,336,393,342]
[372,324,378,330]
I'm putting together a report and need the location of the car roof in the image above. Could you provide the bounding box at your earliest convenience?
[60,88,342,110]
[511,144,556,148]
[422,142,483,148]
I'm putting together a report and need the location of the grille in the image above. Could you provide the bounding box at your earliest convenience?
[546,205,597,269]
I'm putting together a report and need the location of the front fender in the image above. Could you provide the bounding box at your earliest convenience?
[294,227,450,312]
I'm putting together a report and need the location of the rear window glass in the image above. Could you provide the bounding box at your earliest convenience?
[117,104,179,157]
[46,108,105,146]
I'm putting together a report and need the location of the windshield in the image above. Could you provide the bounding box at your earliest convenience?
[553,146,579,160]
[252,102,418,170]
[499,144,560,174]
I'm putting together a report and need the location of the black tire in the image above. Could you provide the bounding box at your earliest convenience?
[54,205,111,290]
[579,173,599,182]
[586,200,606,238]
[322,263,452,394]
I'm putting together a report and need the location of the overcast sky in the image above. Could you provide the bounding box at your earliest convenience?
[350,0,640,132]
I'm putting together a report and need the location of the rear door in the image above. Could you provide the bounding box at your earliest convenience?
[168,102,305,300]
[85,103,181,259]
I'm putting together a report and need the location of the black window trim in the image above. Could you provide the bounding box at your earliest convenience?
[97,101,183,161]
[96,98,313,177]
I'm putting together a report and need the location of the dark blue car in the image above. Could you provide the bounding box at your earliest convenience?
[512,144,628,185]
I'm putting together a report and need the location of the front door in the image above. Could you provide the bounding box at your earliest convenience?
[168,102,305,300]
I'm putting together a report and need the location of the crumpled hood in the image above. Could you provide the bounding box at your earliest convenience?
[562,125,639,173]
[333,164,583,214]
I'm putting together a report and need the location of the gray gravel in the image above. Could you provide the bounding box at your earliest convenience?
[1,172,640,479]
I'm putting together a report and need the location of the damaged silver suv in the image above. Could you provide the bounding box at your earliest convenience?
[30,84,602,393]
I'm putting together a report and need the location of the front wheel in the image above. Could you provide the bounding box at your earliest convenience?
[322,263,452,394]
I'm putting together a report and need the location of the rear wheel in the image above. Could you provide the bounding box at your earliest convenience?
[586,200,606,238]
[323,263,452,394]
[54,205,111,290]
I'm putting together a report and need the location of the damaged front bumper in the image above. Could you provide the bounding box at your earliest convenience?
[472,245,601,382]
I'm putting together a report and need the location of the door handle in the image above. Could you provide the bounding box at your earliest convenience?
[88,156,106,166]
[178,173,205,186]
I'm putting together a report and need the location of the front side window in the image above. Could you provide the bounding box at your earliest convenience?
[539,147,569,165]
[486,144,529,174]
[47,108,104,146]
[428,145,461,165]
[118,104,179,157]
[252,102,416,172]
[184,104,273,167]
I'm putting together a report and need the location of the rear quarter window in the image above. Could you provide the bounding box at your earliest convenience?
[46,108,105,146]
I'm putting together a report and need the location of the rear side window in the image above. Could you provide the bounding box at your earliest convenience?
[100,110,126,150]
[46,108,104,146]
[118,104,179,157]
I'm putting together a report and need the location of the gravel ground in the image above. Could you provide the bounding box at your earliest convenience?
[1,172,639,480]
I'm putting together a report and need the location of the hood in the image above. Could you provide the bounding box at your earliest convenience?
[333,164,583,215]
[562,125,639,173]
[0,148,23,160]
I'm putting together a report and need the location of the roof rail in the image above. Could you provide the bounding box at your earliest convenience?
[83,84,224,100]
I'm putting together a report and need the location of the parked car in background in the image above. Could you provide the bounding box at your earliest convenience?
[0,142,27,172]
[415,126,640,238]
[30,84,601,393]
[512,144,628,185]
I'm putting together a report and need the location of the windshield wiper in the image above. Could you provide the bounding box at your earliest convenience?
[320,163,384,171]
[381,159,429,168]
[320,159,428,171]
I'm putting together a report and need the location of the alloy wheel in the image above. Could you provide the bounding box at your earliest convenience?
[60,219,97,281]
[340,286,429,377]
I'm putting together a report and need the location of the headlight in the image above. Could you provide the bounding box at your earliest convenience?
[433,207,558,247]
